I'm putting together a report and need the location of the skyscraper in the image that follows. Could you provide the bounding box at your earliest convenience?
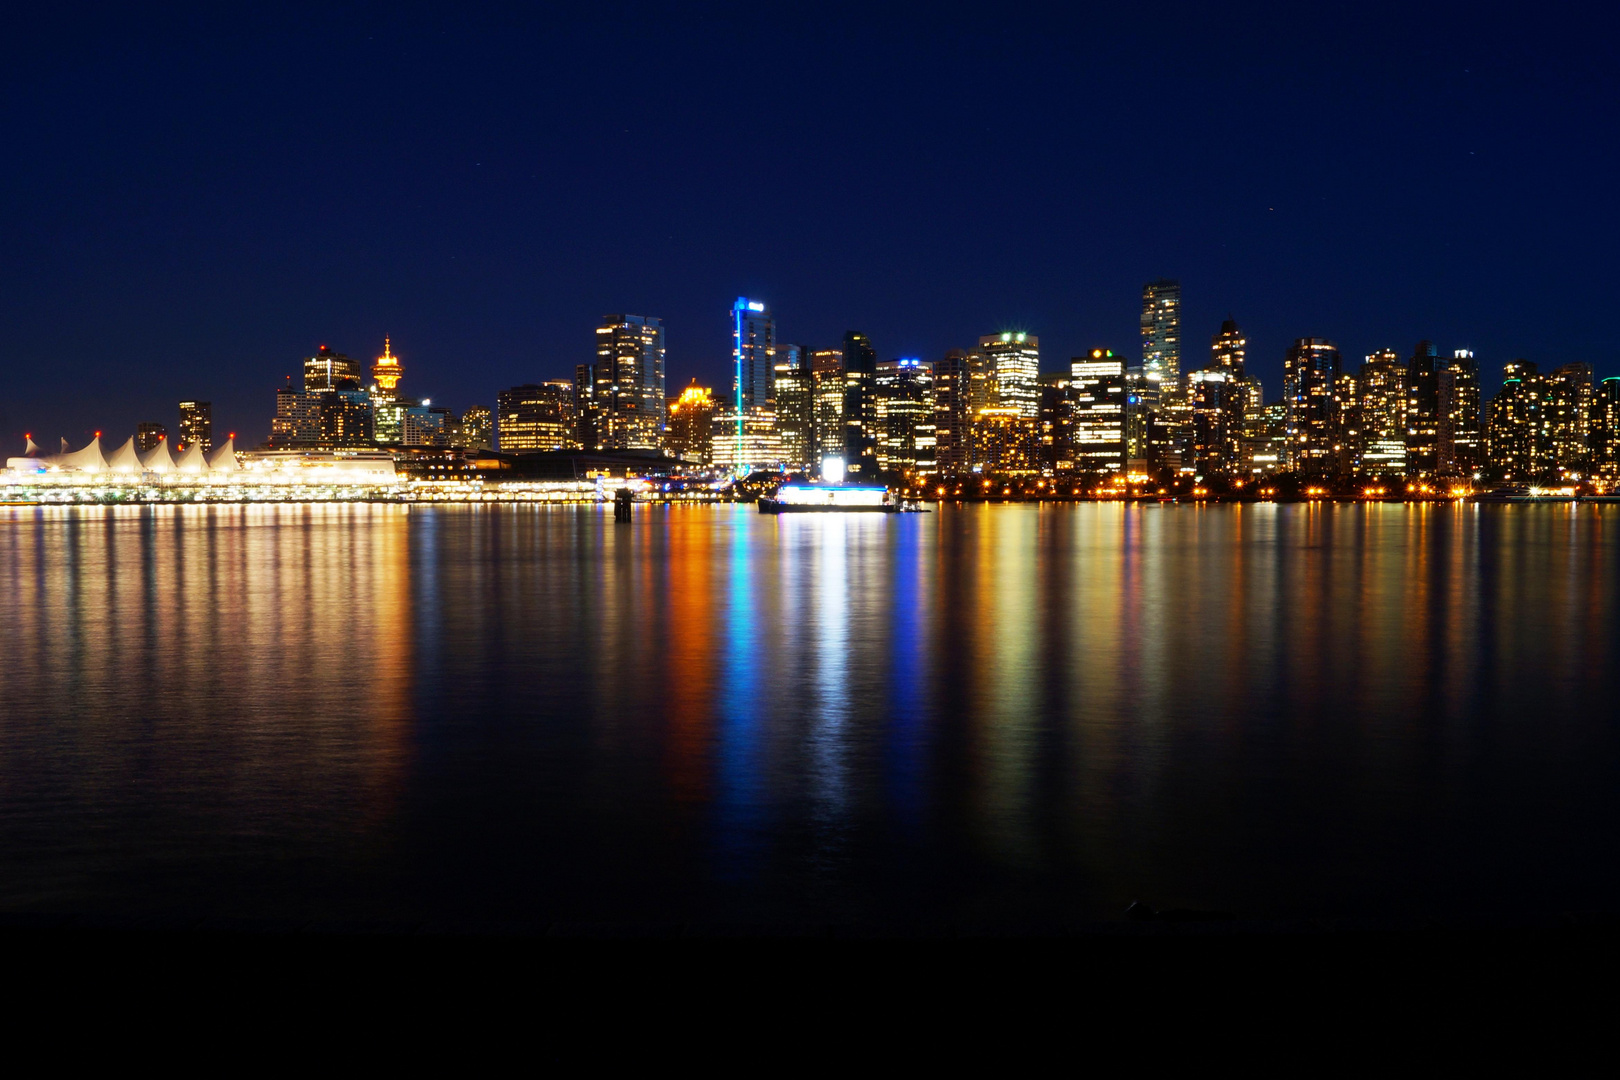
[1283,338,1341,472]
[1038,374,1074,474]
[1597,378,1620,480]
[933,350,973,475]
[773,345,814,469]
[727,298,775,470]
[1070,349,1127,474]
[304,345,363,392]
[810,348,845,469]
[1448,350,1482,473]
[1358,348,1407,474]
[873,358,936,476]
[595,314,667,451]
[842,331,878,476]
[1486,361,1541,480]
[733,298,774,413]
[136,423,167,452]
[460,405,493,450]
[1141,279,1182,381]
[971,408,1038,475]
[666,381,716,464]
[1405,341,1446,476]
[573,364,599,450]
[979,332,1040,419]
[1210,317,1245,375]
[371,338,406,444]
[178,401,212,452]
[498,382,579,451]
[1546,363,1595,474]
[268,378,320,448]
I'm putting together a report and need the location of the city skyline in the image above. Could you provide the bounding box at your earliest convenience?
[2,9,1614,450]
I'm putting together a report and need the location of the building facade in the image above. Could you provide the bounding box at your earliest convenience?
[810,348,845,470]
[666,381,716,464]
[842,331,879,476]
[773,345,814,469]
[873,358,936,476]
[1283,338,1341,472]
[1069,349,1127,475]
[592,314,667,451]
[979,332,1040,420]
[1141,279,1182,382]
[933,349,973,475]
[460,405,493,450]
[178,401,212,452]
[498,382,579,451]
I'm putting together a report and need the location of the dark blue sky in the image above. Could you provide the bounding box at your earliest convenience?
[2,2,1615,447]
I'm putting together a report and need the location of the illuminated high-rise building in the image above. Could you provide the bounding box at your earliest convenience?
[1405,341,1447,476]
[136,423,167,452]
[1545,363,1595,475]
[1038,374,1074,474]
[810,348,845,469]
[933,350,973,474]
[371,338,406,444]
[971,407,1038,475]
[269,378,321,448]
[403,405,453,447]
[1069,349,1127,474]
[1124,365,1155,471]
[1486,361,1541,480]
[733,297,774,412]
[594,314,667,450]
[178,401,212,452]
[710,408,781,471]
[1141,279,1182,381]
[498,382,579,451]
[1358,348,1407,473]
[284,345,372,447]
[1283,338,1341,472]
[666,380,716,464]
[874,358,936,476]
[1596,378,1620,480]
[724,298,775,470]
[1189,368,1240,475]
[304,345,363,392]
[1210,317,1245,375]
[842,331,879,476]
[460,405,493,450]
[1448,350,1482,472]
[773,345,814,469]
[573,364,599,449]
[979,332,1040,419]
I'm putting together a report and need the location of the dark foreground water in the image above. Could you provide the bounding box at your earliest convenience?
[1,502,1618,927]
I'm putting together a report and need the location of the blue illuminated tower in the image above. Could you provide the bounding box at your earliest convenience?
[732,297,775,466]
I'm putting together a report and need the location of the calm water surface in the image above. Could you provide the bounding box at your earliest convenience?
[2,502,1618,927]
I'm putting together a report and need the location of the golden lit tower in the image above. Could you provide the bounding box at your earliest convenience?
[372,337,404,399]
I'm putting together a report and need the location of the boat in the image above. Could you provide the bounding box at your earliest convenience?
[759,483,897,514]
[1474,486,1577,503]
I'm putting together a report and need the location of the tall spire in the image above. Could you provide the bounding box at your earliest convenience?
[372,336,403,397]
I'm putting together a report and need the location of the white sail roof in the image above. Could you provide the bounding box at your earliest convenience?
[175,440,208,474]
[105,436,142,472]
[139,439,177,473]
[49,436,108,472]
[206,437,241,471]
[24,437,40,456]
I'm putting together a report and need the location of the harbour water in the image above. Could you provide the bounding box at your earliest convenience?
[1,502,1618,928]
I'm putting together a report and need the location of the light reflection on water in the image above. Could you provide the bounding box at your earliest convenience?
[1,502,1618,925]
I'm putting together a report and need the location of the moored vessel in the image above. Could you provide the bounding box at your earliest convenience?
[759,483,896,513]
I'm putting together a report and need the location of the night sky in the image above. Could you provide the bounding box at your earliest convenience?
[2,3,1615,447]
